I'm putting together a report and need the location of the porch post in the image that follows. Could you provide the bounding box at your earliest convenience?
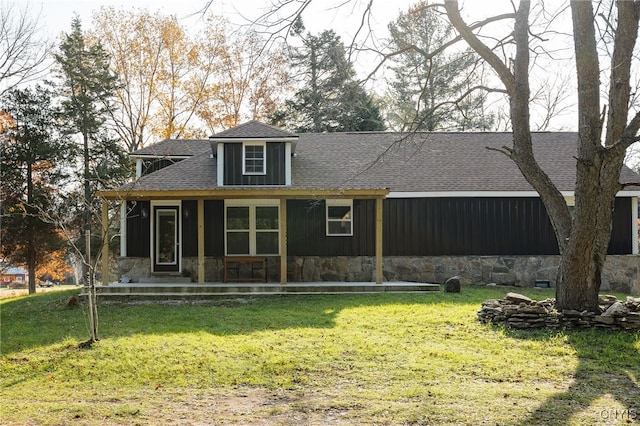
[375,197,383,284]
[119,202,127,257]
[101,199,109,286]
[280,198,287,284]
[197,199,205,284]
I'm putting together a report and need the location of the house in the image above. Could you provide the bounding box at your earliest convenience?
[0,266,28,287]
[97,121,640,292]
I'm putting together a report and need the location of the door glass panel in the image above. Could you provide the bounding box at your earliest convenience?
[156,209,176,264]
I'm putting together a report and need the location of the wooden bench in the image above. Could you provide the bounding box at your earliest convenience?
[223,256,266,283]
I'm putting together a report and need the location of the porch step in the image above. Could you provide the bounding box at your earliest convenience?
[87,282,440,301]
[139,276,192,284]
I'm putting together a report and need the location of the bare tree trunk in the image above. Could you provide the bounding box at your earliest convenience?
[26,160,36,294]
[26,227,36,294]
[554,0,638,312]
[445,0,640,312]
[83,132,91,285]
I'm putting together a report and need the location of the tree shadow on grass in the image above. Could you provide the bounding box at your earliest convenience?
[512,327,640,425]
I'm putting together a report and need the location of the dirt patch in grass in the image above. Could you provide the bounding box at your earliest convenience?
[2,387,359,426]
[149,387,366,426]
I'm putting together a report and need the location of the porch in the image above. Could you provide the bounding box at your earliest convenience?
[88,281,441,302]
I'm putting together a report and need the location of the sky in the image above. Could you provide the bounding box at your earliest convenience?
[27,0,579,132]
[34,0,521,44]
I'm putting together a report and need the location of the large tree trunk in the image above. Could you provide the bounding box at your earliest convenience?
[555,0,638,312]
[445,0,640,312]
[557,156,622,312]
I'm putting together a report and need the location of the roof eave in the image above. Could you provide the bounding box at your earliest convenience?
[209,136,299,143]
[96,188,390,201]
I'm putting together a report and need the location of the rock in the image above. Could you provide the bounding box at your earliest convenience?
[505,292,533,304]
[486,282,497,287]
[444,276,461,293]
[594,315,615,324]
[602,301,629,317]
[599,295,619,304]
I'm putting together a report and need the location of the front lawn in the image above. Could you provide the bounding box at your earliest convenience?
[1,287,639,425]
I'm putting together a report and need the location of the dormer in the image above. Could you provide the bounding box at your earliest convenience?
[210,121,298,187]
[130,139,211,178]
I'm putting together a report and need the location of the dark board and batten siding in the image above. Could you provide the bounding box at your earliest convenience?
[125,197,633,259]
[384,197,558,255]
[608,197,633,254]
[177,200,225,257]
[383,197,631,256]
[223,142,287,185]
[142,159,181,176]
[126,201,150,257]
[287,200,376,256]
[284,197,632,257]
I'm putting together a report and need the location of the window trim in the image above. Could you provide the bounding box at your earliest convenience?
[326,199,353,237]
[224,199,280,255]
[242,141,266,175]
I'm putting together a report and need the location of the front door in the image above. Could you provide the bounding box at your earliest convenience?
[153,206,180,272]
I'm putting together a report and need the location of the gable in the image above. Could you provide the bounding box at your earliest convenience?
[211,120,298,140]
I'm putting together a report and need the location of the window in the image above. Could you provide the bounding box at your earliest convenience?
[243,142,266,175]
[226,206,250,255]
[225,201,279,255]
[326,199,353,236]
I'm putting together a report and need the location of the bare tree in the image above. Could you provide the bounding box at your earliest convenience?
[529,73,574,131]
[0,1,50,95]
[443,0,640,311]
[245,0,640,311]
[196,21,290,133]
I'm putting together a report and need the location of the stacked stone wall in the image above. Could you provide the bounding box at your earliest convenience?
[478,292,640,330]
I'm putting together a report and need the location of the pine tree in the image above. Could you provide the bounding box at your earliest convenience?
[387,1,494,131]
[1,86,72,294]
[54,16,126,284]
[273,22,385,133]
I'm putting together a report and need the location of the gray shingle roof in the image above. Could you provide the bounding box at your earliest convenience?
[131,139,210,157]
[211,120,298,139]
[113,128,640,194]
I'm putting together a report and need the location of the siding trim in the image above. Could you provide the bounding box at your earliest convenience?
[217,143,224,187]
[388,191,640,198]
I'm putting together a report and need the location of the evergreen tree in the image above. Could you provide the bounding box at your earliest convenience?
[54,16,127,284]
[387,1,494,131]
[272,22,385,132]
[1,86,72,294]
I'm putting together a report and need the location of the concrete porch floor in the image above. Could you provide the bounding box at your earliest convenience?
[88,281,441,302]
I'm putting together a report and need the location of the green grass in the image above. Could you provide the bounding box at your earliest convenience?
[1,287,639,425]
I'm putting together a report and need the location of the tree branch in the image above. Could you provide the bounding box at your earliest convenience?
[444,0,516,92]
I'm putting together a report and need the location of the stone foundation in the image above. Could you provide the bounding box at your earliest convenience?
[117,255,640,294]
